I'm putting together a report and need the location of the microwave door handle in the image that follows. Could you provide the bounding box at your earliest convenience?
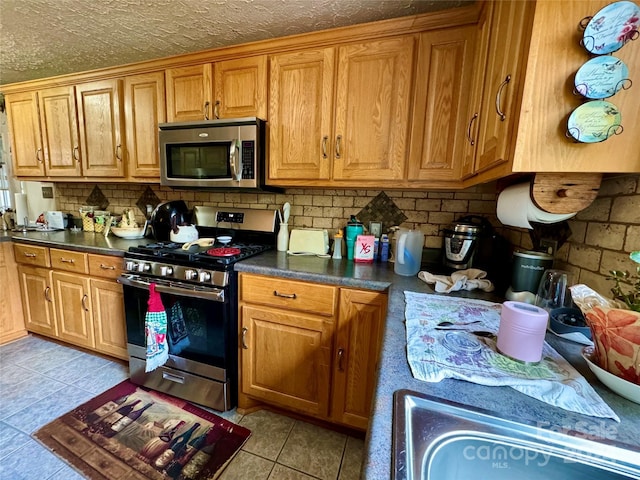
[229,139,242,181]
[117,275,225,302]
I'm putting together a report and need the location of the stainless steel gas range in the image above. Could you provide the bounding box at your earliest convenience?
[118,206,278,411]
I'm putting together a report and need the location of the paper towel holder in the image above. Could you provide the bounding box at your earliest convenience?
[531,173,601,214]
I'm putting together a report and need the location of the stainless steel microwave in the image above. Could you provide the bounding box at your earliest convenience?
[159,117,265,189]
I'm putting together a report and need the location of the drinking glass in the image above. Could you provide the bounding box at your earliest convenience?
[534,269,574,312]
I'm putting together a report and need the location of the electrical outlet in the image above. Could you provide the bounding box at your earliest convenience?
[540,238,558,256]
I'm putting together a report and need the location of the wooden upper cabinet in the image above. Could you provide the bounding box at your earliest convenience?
[38,86,82,177]
[333,36,414,181]
[511,0,640,173]
[473,0,533,175]
[166,64,212,122]
[76,79,125,177]
[5,91,44,176]
[408,25,477,182]
[124,72,166,178]
[268,48,336,181]
[213,56,267,119]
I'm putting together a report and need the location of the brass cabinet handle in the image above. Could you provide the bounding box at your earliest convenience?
[204,101,210,120]
[241,327,248,349]
[322,136,328,159]
[337,348,345,371]
[466,113,478,146]
[23,252,37,258]
[100,264,115,270]
[36,148,43,163]
[60,258,75,264]
[73,146,80,162]
[81,294,89,311]
[115,144,122,161]
[214,100,220,120]
[273,290,296,299]
[495,74,511,121]
[335,135,342,159]
[44,286,52,302]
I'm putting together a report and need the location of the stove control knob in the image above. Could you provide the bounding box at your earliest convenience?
[185,269,197,280]
[125,261,137,271]
[160,266,173,276]
[138,263,151,273]
[199,271,211,282]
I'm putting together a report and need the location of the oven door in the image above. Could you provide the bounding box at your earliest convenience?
[119,275,232,369]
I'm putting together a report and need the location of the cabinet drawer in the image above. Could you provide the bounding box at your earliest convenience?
[240,273,336,317]
[88,254,123,279]
[13,244,51,267]
[50,248,88,274]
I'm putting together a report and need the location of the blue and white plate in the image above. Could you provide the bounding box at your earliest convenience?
[567,100,622,143]
[582,1,640,54]
[574,56,630,99]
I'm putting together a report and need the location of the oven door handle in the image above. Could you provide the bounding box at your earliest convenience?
[117,275,225,302]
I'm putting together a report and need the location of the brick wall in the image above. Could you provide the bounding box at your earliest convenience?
[56,174,638,299]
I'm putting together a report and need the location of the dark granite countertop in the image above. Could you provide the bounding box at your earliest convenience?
[6,230,155,255]
[235,251,640,480]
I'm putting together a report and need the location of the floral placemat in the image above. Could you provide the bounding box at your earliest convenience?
[404,291,619,421]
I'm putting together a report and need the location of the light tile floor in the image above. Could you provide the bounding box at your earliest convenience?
[0,335,364,480]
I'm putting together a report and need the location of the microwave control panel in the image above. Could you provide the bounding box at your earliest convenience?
[241,141,255,179]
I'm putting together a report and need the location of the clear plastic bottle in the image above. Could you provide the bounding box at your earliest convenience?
[332,229,343,259]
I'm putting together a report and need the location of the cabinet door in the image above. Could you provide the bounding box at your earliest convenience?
[0,244,27,344]
[17,265,57,337]
[333,36,414,181]
[166,64,212,122]
[52,271,94,349]
[241,305,332,416]
[268,48,335,182]
[91,278,127,360]
[38,85,82,177]
[474,1,533,174]
[332,289,386,430]
[5,92,44,176]
[213,56,267,119]
[408,26,476,182]
[76,79,125,177]
[124,72,166,178]
[460,3,493,179]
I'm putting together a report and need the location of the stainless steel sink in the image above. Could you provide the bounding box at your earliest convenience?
[393,390,640,480]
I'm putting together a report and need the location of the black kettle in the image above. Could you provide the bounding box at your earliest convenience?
[149,200,190,241]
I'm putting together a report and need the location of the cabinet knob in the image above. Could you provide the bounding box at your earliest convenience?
[337,348,345,371]
[495,75,511,121]
[273,290,296,299]
[241,327,248,349]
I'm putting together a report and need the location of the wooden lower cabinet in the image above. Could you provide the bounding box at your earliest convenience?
[241,305,333,417]
[332,288,386,429]
[15,244,127,359]
[239,273,386,429]
[0,243,27,344]
[90,278,128,359]
[52,271,95,349]
[17,264,58,337]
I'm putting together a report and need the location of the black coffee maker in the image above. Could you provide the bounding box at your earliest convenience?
[149,200,190,241]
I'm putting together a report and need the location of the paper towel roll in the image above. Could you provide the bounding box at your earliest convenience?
[497,182,576,229]
[14,193,29,227]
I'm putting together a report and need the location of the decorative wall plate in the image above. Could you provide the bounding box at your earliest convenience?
[567,100,622,143]
[575,56,630,99]
[582,1,640,54]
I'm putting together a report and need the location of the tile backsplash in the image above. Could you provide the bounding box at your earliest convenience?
[55,174,638,299]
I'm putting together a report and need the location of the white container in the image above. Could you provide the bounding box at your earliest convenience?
[394,229,425,276]
[169,224,199,243]
[497,301,549,363]
[277,223,289,251]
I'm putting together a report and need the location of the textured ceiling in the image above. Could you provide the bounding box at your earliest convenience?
[0,0,470,86]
